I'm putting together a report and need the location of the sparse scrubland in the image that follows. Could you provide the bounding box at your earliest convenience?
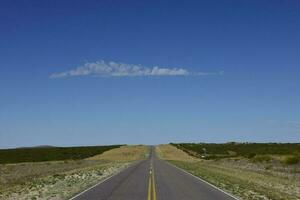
[0,145,149,200]
[172,143,300,162]
[157,143,300,200]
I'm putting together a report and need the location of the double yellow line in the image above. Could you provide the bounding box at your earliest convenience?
[147,163,157,200]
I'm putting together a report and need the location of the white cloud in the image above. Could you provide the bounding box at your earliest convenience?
[50,60,221,78]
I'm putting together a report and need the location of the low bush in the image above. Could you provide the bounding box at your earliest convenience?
[282,155,299,165]
[251,155,272,163]
[246,153,256,159]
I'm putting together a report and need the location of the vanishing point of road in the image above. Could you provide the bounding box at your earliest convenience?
[70,147,238,200]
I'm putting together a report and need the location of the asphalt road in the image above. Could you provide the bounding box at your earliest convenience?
[71,147,237,200]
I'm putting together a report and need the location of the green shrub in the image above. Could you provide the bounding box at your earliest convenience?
[251,155,272,163]
[246,153,256,159]
[282,155,299,165]
[265,165,272,170]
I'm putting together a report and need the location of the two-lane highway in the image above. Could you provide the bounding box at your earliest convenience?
[71,147,238,200]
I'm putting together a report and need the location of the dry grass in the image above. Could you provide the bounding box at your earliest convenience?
[0,160,107,188]
[155,144,199,162]
[158,144,300,200]
[0,145,149,200]
[171,160,300,200]
[87,145,149,162]
[0,162,129,200]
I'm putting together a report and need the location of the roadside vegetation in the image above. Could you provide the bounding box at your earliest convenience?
[0,145,149,200]
[157,144,300,200]
[172,142,300,164]
[0,145,121,164]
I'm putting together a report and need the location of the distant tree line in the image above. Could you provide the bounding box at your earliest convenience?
[171,142,300,160]
[0,145,122,164]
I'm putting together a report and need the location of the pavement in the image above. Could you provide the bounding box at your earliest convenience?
[71,147,238,200]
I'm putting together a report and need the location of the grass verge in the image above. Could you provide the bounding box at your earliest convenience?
[170,160,299,200]
[0,145,149,200]
[157,144,300,200]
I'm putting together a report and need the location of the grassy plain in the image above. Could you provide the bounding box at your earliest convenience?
[0,145,149,200]
[157,144,300,200]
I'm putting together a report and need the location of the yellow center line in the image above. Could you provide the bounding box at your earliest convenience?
[152,166,157,200]
[147,169,152,200]
[147,163,157,200]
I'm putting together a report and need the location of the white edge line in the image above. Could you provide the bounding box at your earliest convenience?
[164,161,240,200]
[68,161,141,200]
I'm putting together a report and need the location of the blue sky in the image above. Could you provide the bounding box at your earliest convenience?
[0,0,300,148]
